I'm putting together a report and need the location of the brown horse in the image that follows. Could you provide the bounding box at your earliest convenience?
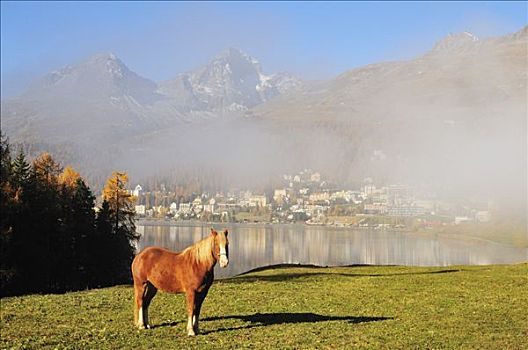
[131,228,229,335]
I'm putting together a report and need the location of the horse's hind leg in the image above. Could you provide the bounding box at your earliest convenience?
[142,282,158,329]
[193,285,211,335]
[133,279,147,329]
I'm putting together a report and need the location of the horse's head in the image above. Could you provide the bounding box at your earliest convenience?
[211,228,229,268]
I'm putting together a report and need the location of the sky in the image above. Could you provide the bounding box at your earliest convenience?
[1,1,527,96]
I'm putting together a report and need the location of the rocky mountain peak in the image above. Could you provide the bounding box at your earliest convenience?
[83,52,127,78]
[159,48,301,112]
[75,52,152,88]
[430,31,480,54]
[194,48,263,84]
[511,25,528,40]
[23,52,159,105]
[215,47,259,64]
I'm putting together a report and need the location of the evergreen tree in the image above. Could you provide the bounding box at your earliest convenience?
[0,133,12,185]
[11,150,30,191]
[58,168,96,290]
[10,152,63,292]
[0,133,15,294]
[93,200,116,286]
[70,178,97,289]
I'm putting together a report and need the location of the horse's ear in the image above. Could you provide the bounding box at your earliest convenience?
[211,228,218,236]
[224,229,228,236]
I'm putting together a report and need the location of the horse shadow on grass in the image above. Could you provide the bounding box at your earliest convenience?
[153,312,392,333]
[223,266,461,284]
[200,312,393,334]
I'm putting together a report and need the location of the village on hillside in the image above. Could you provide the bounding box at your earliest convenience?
[131,169,492,229]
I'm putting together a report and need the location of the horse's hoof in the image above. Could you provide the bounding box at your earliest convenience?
[137,324,146,330]
[187,331,196,336]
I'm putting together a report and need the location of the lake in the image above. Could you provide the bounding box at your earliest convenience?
[136,222,527,278]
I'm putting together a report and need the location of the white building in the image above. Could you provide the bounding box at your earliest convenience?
[309,191,330,202]
[191,197,203,213]
[362,184,376,196]
[169,202,178,215]
[330,190,346,201]
[475,211,491,223]
[132,184,142,197]
[179,203,192,213]
[344,191,361,203]
[134,205,146,215]
[203,198,216,213]
[364,203,387,215]
[387,205,425,217]
[455,216,471,225]
[249,194,267,207]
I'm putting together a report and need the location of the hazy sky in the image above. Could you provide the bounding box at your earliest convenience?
[1,1,526,95]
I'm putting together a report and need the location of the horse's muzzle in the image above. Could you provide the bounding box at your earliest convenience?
[219,255,229,268]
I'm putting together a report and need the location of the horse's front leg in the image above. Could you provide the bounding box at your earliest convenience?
[185,290,196,336]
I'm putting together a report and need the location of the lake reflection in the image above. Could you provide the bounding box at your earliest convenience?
[136,223,527,278]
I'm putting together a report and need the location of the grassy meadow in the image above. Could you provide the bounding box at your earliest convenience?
[1,264,527,349]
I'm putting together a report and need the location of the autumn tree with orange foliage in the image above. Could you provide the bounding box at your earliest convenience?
[101,171,139,283]
[102,172,137,238]
[0,137,139,296]
[59,166,81,188]
[32,152,61,186]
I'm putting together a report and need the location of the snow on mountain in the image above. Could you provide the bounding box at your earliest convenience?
[429,32,480,54]
[159,48,301,112]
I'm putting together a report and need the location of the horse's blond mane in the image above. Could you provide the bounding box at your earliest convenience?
[182,235,215,266]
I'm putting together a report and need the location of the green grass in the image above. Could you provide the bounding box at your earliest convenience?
[1,264,527,349]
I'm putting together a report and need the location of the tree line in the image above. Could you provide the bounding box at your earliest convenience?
[1,134,138,296]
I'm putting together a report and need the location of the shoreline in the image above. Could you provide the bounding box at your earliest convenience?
[136,219,528,249]
[136,218,407,230]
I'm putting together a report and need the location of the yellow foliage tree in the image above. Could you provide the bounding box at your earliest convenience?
[58,166,81,188]
[32,152,61,186]
[102,172,136,235]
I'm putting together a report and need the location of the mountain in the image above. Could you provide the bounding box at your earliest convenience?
[429,32,480,54]
[1,49,301,145]
[1,28,526,195]
[25,53,160,104]
[158,48,301,113]
[1,53,168,147]
[248,26,527,195]
[254,27,526,123]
